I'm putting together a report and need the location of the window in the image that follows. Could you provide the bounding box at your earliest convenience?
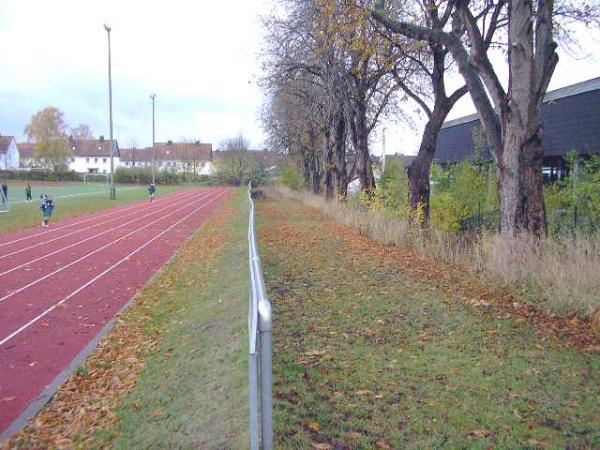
[103,158,107,163]
[94,158,98,163]
[86,158,90,163]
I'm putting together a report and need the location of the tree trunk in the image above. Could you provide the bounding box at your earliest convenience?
[309,147,322,195]
[407,114,444,223]
[355,104,375,193]
[324,140,334,199]
[500,116,547,236]
[324,118,336,200]
[334,112,348,197]
[301,153,311,189]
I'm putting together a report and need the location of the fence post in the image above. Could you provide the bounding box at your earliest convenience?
[259,300,273,450]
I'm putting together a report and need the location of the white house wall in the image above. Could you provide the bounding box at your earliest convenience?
[1,140,20,170]
[69,156,120,173]
[119,160,215,175]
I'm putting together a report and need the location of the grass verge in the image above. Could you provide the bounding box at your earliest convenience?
[2,189,249,450]
[258,194,600,449]
[276,188,600,320]
[0,184,185,236]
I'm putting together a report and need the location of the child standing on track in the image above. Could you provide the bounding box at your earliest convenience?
[25,183,32,202]
[148,182,156,202]
[40,194,54,227]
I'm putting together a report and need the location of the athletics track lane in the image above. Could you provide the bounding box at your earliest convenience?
[0,187,230,434]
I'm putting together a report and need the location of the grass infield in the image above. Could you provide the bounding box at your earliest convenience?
[258,194,600,449]
[0,183,185,236]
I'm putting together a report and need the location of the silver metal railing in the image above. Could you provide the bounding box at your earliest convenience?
[248,182,273,450]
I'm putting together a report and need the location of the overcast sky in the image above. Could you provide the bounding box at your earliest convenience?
[0,1,599,154]
[0,0,270,149]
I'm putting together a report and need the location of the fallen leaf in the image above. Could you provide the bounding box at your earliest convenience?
[375,439,393,449]
[356,390,373,396]
[468,429,494,438]
[311,443,332,450]
[307,421,321,432]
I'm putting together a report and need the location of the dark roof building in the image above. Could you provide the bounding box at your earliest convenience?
[384,153,416,168]
[68,136,119,158]
[120,141,212,163]
[435,77,600,168]
[0,136,15,155]
[17,142,35,160]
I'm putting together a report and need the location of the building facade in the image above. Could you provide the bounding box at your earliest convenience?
[67,137,120,173]
[435,77,600,181]
[0,136,20,170]
[120,141,214,175]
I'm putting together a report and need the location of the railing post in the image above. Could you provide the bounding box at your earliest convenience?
[259,300,273,450]
[249,350,260,450]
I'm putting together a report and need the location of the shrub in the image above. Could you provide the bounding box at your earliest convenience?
[281,167,303,190]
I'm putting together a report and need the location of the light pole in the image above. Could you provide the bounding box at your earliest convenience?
[150,94,156,185]
[104,23,116,200]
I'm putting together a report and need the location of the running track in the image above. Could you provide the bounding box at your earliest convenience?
[0,187,230,435]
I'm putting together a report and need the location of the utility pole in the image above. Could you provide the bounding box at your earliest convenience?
[150,94,156,185]
[104,24,116,200]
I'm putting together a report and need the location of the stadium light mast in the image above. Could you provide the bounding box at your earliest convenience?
[150,93,156,185]
[104,23,116,200]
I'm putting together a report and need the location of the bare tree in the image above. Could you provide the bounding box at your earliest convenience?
[70,124,94,139]
[373,0,600,236]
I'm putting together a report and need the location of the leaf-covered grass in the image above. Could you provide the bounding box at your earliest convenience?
[2,189,249,450]
[110,190,249,449]
[0,183,186,236]
[258,195,600,449]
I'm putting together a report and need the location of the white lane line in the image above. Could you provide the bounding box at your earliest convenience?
[0,188,193,249]
[0,188,221,305]
[0,189,200,259]
[0,190,211,278]
[0,188,228,347]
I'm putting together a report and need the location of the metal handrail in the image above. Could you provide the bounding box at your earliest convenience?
[248,182,273,450]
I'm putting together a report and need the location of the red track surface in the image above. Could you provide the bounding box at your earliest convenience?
[0,187,230,434]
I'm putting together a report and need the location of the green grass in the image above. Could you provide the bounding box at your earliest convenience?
[94,190,250,449]
[258,195,600,449]
[0,183,186,235]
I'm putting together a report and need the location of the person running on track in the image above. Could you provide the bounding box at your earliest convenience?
[148,182,156,202]
[25,183,32,202]
[1,182,7,205]
[40,194,54,227]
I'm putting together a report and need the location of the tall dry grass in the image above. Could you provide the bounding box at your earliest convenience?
[275,187,600,319]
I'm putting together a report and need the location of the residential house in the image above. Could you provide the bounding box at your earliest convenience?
[0,136,20,170]
[120,141,214,175]
[17,142,37,168]
[435,77,600,181]
[68,136,120,173]
[212,148,284,173]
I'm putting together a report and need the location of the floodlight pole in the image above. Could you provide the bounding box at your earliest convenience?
[104,23,116,200]
[150,94,156,185]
